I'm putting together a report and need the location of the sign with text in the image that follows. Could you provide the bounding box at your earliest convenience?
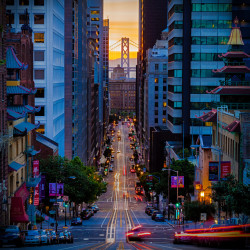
[171,176,184,188]
[40,175,46,200]
[221,161,231,179]
[33,160,39,206]
[209,161,219,181]
[49,183,64,196]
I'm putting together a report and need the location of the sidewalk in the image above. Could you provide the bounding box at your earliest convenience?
[166,220,214,230]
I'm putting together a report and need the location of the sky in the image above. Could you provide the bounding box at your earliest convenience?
[104,0,138,60]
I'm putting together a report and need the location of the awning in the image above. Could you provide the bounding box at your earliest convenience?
[10,197,29,223]
[6,46,28,70]
[8,105,41,114]
[223,120,241,133]
[7,108,26,120]
[14,182,29,203]
[9,161,25,171]
[14,121,40,135]
[27,149,41,156]
[195,109,217,122]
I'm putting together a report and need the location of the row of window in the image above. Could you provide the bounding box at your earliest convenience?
[167,85,218,94]
[155,94,167,100]
[192,3,232,12]
[155,110,167,116]
[169,53,221,62]
[154,78,167,84]
[169,69,223,78]
[192,20,232,29]
[7,13,44,25]
[155,86,167,92]
[168,4,183,19]
[7,0,44,6]
[154,118,166,124]
[154,102,167,108]
[154,63,167,71]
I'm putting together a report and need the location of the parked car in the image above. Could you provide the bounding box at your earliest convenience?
[24,230,41,245]
[58,232,66,244]
[80,209,92,220]
[90,204,99,212]
[151,210,160,220]
[154,213,165,222]
[0,225,25,247]
[50,230,59,244]
[45,231,53,244]
[145,206,153,215]
[71,217,82,226]
[39,230,51,244]
[148,208,156,216]
[109,166,113,172]
[64,231,73,243]
[89,208,95,216]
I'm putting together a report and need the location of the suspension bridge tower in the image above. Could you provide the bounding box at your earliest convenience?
[121,37,130,78]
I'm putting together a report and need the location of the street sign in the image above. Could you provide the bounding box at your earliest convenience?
[200,213,207,221]
[50,199,56,202]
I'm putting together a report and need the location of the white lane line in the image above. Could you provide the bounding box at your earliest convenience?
[101,209,111,228]
[130,208,140,225]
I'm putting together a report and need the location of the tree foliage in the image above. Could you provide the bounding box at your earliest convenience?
[39,156,107,206]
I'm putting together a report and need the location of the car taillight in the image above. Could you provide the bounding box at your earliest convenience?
[138,232,151,236]
[126,232,134,236]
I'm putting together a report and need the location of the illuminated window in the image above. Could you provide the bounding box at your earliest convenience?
[205,122,212,126]
[163,118,166,123]
[36,124,45,134]
[163,102,167,107]
[91,10,100,15]
[91,18,100,21]
[154,78,158,83]
[34,33,44,43]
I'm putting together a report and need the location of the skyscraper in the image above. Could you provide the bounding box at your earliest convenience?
[166,0,250,146]
[6,0,65,156]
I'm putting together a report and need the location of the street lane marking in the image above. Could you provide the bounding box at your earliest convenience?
[131,208,140,225]
[101,208,111,228]
[120,210,122,227]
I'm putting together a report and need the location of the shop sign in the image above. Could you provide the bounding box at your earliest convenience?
[209,161,219,181]
[171,176,184,188]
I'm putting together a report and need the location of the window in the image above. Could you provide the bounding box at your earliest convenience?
[34,33,44,43]
[154,78,158,83]
[19,14,29,24]
[155,110,158,115]
[163,110,166,115]
[91,18,100,21]
[34,14,44,24]
[34,51,44,61]
[192,20,231,29]
[155,86,158,92]
[163,102,167,107]
[19,0,29,5]
[6,13,14,24]
[163,86,167,92]
[163,118,166,123]
[7,0,14,5]
[155,118,158,123]
[163,78,167,83]
[36,106,45,116]
[163,94,166,99]
[163,64,167,70]
[168,53,182,62]
[34,0,44,5]
[34,69,44,79]
[192,3,232,12]
[35,88,45,98]
[155,94,158,99]
[192,36,228,45]
[36,124,45,134]
[91,10,100,15]
[155,102,158,107]
[155,64,159,70]
[168,70,182,78]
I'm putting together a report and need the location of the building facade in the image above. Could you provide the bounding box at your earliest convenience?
[143,38,168,166]
[137,0,168,144]
[166,0,250,147]
[7,0,65,156]
[65,0,88,162]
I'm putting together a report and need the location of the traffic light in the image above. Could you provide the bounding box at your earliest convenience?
[63,202,69,207]
[176,203,180,208]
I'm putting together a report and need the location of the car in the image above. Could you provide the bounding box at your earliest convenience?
[0,225,25,247]
[67,231,73,243]
[58,232,66,244]
[109,166,113,172]
[126,225,151,241]
[147,208,156,216]
[111,158,114,162]
[117,149,121,153]
[145,206,153,215]
[45,231,53,244]
[130,165,136,173]
[91,204,99,212]
[151,210,160,220]
[39,230,51,244]
[71,217,82,226]
[24,230,41,245]
[80,209,92,220]
[154,213,165,222]
[64,231,73,244]
[49,230,59,244]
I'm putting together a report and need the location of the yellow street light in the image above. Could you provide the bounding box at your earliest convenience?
[200,191,204,197]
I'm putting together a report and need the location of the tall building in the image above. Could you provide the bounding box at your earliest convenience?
[166,0,250,146]
[0,0,8,226]
[137,0,168,144]
[103,19,109,142]
[7,0,65,156]
[65,0,88,162]
[143,37,168,166]
[87,0,104,149]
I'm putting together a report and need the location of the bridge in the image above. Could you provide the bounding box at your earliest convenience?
[109,38,138,78]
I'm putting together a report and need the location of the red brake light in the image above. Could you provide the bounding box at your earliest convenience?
[138,232,151,236]
[126,232,134,236]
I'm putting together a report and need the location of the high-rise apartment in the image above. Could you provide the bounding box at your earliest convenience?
[137,0,168,143]
[87,0,104,148]
[7,0,65,156]
[65,0,88,162]
[167,0,250,145]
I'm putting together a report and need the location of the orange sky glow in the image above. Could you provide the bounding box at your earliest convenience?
[104,0,138,60]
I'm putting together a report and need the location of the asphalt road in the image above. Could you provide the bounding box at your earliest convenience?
[2,122,236,250]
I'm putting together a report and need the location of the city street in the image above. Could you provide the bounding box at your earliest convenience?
[2,122,236,250]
